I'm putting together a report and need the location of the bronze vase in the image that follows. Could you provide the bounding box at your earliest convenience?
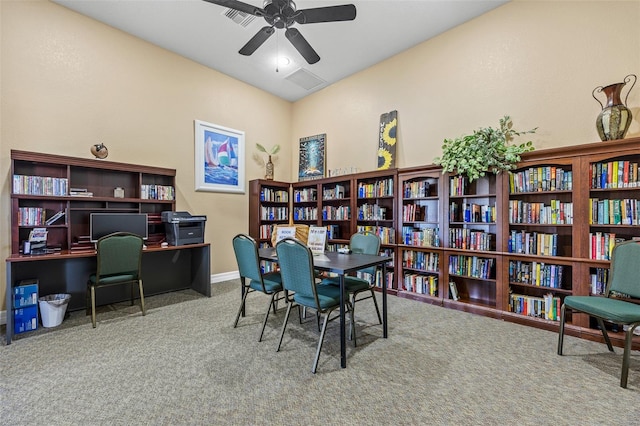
[592,74,636,141]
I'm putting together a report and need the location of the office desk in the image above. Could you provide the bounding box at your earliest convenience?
[260,248,389,369]
[5,243,210,344]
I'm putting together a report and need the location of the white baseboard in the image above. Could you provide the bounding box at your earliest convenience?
[0,272,240,326]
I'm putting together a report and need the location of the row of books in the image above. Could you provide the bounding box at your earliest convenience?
[13,175,68,196]
[403,204,428,222]
[356,225,395,244]
[17,208,66,226]
[510,292,561,321]
[357,179,394,198]
[590,160,640,189]
[292,206,317,221]
[402,273,437,296]
[508,200,573,225]
[322,184,346,200]
[448,255,495,279]
[449,202,496,223]
[590,267,609,295]
[588,232,620,260]
[294,188,317,202]
[322,205,350,220]
[449,228,494,251]
[358,203,388,220]
[140,184,175,201]
[259,188,289,202]
[403,180,430,199]
[371,270,394,289]
[508,260,565,289]
[401,226,440,247]
[402,249,439,272]
[508,231,559,256]
[260,206,288,221]
[449,176,467,197]
[589,198,640,225]
[509,167,573,193]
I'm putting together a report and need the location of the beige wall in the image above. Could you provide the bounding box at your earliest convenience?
[1,0,639,313]
[291,0,640,178]
[0,0,292,310]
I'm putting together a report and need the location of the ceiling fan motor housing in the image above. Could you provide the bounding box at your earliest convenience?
[263,0,297,29]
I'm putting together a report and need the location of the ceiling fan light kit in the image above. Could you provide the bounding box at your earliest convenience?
[203,0,356,64]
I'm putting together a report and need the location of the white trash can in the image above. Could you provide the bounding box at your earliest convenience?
[39,294,71,328]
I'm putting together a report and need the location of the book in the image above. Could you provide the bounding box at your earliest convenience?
[45,209,66,225]
[449,281,460,301]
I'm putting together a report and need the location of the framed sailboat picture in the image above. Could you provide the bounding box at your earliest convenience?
[194,120,245,193]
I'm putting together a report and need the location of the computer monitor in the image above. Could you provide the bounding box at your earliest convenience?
[89,213,148,242]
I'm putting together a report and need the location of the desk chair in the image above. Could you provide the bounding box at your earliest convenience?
[276,238,352,373]
[232,234,284,342]
[322,232,382,344]
[558,240,640,388]
[87,232,146,328]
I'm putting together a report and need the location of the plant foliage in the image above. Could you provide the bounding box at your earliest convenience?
[255,143,280,155]
[434,116,536,181]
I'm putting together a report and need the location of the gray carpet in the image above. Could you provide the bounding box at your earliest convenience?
[2,279,639,425]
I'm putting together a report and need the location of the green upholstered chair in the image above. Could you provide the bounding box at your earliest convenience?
[558,240,640,388]
[87,232,146,328]
[322,232,382,343]
[276,238,352,373]
[232,234,284,342]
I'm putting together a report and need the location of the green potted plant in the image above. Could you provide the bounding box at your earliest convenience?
[434,116,537,181]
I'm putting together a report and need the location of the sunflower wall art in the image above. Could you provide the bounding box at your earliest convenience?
[377,110,398,170]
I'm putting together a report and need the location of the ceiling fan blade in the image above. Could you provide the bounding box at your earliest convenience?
[285,28,320,64]
[239,26,275,56]
[294,4,356,24]
[201,0,265,17]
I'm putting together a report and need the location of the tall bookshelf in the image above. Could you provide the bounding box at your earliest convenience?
[248,137,640,349]
[10,150,176,253]
[396,166,443,303]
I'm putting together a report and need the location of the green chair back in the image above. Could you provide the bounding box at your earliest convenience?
[96,232,143,281]
[232,234,264,284]
[607,240,640,299]
[276,238,318,304]
[350,232,381,276]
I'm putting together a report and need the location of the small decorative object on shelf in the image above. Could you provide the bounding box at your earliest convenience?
[255,143,279,180]
[434,116,536,181]
[114,187,125,198]
[90,143,109,159]
[592,74,636,141]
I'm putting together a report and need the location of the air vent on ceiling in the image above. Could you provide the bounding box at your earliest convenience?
[285,68,326,91]
[222,8,257,27]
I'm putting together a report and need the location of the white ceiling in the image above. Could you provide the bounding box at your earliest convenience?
[52,0,509,102]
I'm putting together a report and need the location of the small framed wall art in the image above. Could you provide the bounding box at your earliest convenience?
[194,119,245,193]
[298,133,326,181]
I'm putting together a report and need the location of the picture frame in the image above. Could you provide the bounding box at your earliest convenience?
[298,133,326,181]
[194,120,245,193]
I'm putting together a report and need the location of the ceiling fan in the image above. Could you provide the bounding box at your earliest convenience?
[202,0,357,64]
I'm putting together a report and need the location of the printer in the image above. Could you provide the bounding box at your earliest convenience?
[161,211,207,246]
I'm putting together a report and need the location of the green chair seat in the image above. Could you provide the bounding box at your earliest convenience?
[89,273,137,285]
[249,272,283,294]
[322,276,370,292]
[564,296,640,324]
[294,284,341,310]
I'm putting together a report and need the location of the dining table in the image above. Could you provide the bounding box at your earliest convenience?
[259,247,390,368]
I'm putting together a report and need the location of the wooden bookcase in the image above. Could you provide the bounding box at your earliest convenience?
[248,179,291,247]
[10,150,176,253]
[248,137,640,349]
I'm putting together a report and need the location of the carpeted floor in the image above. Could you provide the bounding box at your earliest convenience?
[2,279,639,425]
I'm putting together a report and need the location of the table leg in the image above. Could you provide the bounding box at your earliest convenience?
[339,273,346,368]
[382,262,388,338]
